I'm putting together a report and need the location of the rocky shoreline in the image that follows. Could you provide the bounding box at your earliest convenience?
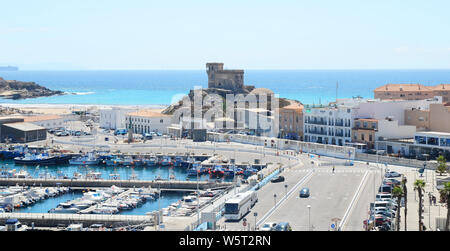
[0,77,64,100]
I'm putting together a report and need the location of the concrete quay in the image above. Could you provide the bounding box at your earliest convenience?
[0,212,154,228]
[0,178,233,191]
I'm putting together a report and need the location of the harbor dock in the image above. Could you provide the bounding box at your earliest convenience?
[0,178,233,190]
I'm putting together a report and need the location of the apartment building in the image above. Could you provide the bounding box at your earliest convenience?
[304,105,353,146]
[279,102,303,140]
[405,103,450,133]
[374,83,450,102]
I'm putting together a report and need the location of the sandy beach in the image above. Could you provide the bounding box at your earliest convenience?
[0,103,168,115]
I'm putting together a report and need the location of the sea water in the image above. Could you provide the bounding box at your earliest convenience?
[1,70,450,105]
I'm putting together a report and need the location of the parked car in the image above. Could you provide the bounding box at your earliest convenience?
[271,176,285,183]
[260,222,277,231]
[273,222,292,231]
[299,188,310,198]
[385,171,401,178]
[376,193,393,201]
[378,185,393,194]
[383,178,401,187]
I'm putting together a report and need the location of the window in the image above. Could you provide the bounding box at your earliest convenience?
[427,137,439,146]
[415,136,425,144]
[363,122,368,128]
[369,135,373,142]
[361,134,365,141]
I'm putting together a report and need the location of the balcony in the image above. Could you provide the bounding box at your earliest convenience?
[307,130,328,136]
[306,120,328,126]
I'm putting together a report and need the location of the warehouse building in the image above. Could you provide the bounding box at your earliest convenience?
[1,122,47,143]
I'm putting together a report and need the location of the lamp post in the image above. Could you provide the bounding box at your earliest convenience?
[307,205,311,231]
[254,212,258,231]
[274,194,277,207]
[284,184,288,198]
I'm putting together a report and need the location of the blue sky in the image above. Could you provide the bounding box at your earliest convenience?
[1,0,450,70]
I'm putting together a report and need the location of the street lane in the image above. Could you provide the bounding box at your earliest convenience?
[263,167,367,231]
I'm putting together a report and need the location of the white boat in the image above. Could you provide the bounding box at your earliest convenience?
[69,153,100,165]
[92,207,119,214]
[85,172,102,180]
[49,203,81,214]
[82,191,105,202]
[13,170,30,179]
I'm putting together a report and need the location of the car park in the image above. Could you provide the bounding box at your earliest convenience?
[299,188,310,198]
[271,176,285,183]
[260,222,277,231]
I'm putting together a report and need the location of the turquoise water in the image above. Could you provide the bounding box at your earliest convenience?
[13,190,185,215]
[1,160,216,181]
[14,191,83,214]
[1,70,450,105]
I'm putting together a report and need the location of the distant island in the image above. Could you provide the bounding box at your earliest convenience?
[0,66,19,71]
[0,77,64,100]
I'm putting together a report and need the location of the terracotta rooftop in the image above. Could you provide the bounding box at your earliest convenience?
[374,84,431,92]
[281,103,304,111]
[375,83,450,92]
[430,84,450,90]
[127,110,170,118]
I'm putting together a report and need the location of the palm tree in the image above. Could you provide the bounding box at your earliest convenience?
[392,186,404,231]
[402,176,408,231]
[414,179,426,231]
[439,182,450,231]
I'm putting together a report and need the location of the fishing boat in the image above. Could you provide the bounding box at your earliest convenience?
[69,153,100,165]
[145,156,158,166]
[105,157,122,166]
[173,156,184,167]
[243,168,258,177]
[0,146,27,160]
[158,156,172,166]
[181,157,195,168]
[14,153,58,166]
[211,165,225,178]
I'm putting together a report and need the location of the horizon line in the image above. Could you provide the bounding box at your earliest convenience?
[7,68,450,71]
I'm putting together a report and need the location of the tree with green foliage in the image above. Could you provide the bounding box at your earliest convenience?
[436,155,448,176]
[392,186,404,231]
[414,179,426,231]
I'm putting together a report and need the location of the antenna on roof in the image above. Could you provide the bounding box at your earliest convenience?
[336,81,338,103]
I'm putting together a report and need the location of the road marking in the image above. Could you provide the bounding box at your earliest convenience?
[256,170,315,227]
[338,170,370,231]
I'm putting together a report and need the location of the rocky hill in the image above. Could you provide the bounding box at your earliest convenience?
[0,77,64,100]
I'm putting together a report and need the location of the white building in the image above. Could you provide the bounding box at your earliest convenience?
[375,118,417,140]
[351,96,442,124]
[125,110,172,134]
[99,107,137,130]
[303,105,353,146]
[22,115,65,129]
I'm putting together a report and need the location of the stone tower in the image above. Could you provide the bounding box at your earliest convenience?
[206,63,245,92]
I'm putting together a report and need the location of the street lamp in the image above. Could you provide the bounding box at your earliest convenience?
[284,184,288,198]
[254,212,258,231]
[307,205,311,231]
[274,194,277,207]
